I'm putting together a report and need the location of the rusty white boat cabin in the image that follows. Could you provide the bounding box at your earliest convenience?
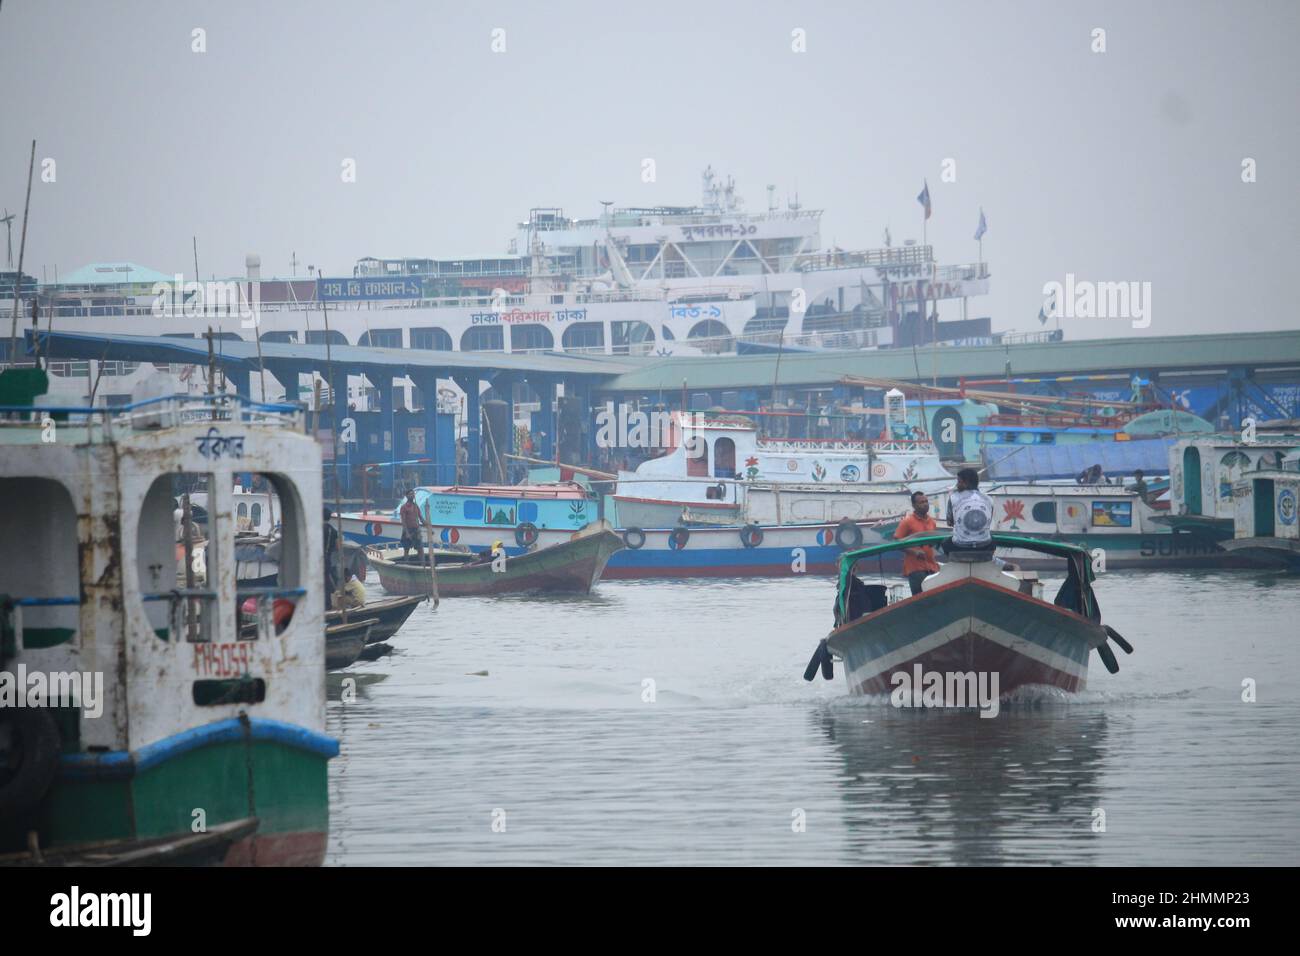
[0,375,336,866]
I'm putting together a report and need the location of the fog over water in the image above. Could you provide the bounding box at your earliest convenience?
[2,0,1297,338]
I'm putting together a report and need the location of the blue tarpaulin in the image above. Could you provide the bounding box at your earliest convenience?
[982,438,1174,481]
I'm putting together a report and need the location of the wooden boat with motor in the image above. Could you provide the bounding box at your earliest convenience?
[368,520,624,597]
[804,533,1133,702]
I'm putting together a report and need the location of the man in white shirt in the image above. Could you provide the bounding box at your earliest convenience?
[945,467,995,548]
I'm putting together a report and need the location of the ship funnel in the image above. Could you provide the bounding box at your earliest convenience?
[245,254,262,281]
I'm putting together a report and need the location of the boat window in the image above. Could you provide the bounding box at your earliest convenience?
[463,500,485,521]
[1031,501,1057,523]
[561,322,605,352]
[238,502,248,518]
[714,437,736,478]
[137,474,216,643]
[686,437,710,477]
[461,326,505,352]
[519,502,539,523]
[357,328,403,349]
[511,324,555,351]
[1039,433,1056,445]
[411,327,453,351]
[241,473,306,641]
[0,478,80,653]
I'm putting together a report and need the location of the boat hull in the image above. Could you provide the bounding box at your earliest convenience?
[602,519,900,579]
[828,578,1107,699]
[993,530,1256,569]
[35,718,337,867]
[325,620,372,669]
[372,525,624,597]
[325,595,422,643]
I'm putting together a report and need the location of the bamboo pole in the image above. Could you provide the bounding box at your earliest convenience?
[423,499,439,608]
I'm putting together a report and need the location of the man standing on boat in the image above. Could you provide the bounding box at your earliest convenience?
[1131,469,1150,504]
[946,468,995,549]
[400,489,427,561]
[896,491,940,594]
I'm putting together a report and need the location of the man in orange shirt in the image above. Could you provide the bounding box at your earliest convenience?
[895,491,940,595]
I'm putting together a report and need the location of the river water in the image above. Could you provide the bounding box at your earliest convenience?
[324,568,1300,865]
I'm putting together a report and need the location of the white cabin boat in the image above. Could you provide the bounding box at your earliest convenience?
[0,373,336,865]
[1222,451,1300,569]
[613,395,952,527]
[1166,434,1300,532]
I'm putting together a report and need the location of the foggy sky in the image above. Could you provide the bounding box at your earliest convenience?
[1,0,1296,340]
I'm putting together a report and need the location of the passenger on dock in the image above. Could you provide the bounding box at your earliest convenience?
[399,489,427,561]
[895,491,940,595]
[945,468,995,549]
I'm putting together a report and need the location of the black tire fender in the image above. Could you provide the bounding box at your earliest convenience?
[834,519,863,551]
[515,522,539,548]
[0,708,61,820]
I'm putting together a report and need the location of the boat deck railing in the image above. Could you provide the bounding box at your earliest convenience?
[0,392,305,442]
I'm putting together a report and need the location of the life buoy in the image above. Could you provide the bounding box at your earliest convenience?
[515,522,539,548]
[669,526,690,550]
[740,524,763,548]
[0,708,60,820]
[622,527,646,550]
[834,519,863,550]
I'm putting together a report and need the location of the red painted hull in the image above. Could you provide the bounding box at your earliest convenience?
[223,830,328,867]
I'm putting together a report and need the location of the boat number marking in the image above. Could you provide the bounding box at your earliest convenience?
[193,641,255,678]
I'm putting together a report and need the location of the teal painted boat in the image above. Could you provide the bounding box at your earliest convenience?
[806,533,1133,703]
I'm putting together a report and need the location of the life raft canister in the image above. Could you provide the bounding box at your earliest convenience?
[668,526,691,550]
[740,524,763,548]
[515,522,539,548]
[834,518,863,550]
[622,527,646,550]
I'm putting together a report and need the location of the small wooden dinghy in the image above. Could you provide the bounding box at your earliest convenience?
[326,595,423,643]
[325,618,376,670]
[0,817,260,867]
[369,520,624,597]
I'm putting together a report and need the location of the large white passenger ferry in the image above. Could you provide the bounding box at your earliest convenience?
[6,169,990,407]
